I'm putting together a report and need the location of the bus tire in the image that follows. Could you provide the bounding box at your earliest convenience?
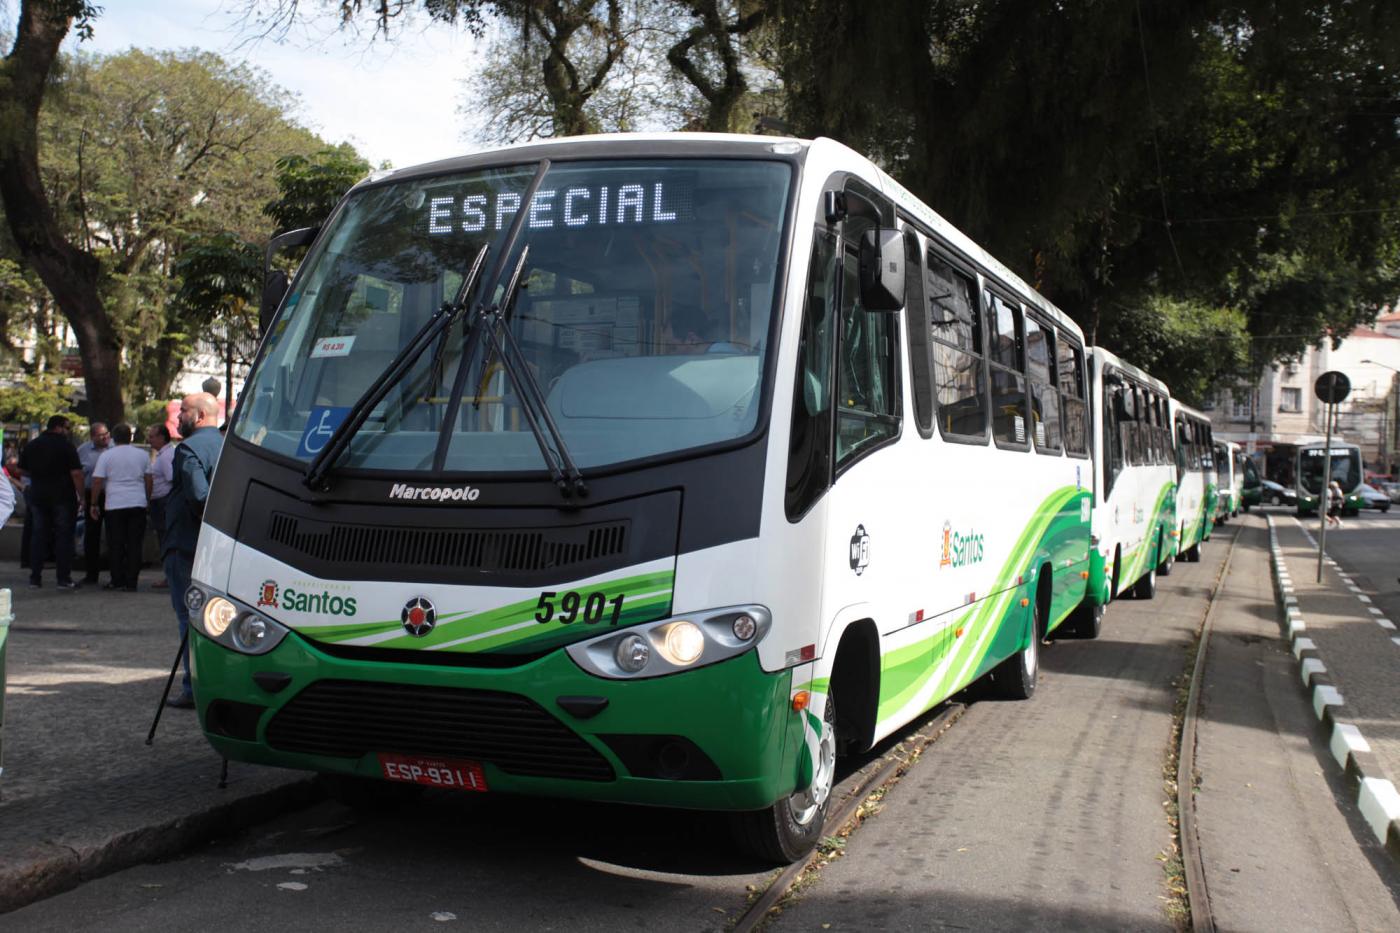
[732,691,837,864]
[990,594,1040,700]
[1157,535,1174,576]
[1131,558,1157,599]
[1184,543,1201,562]
[1064,599,1103,639]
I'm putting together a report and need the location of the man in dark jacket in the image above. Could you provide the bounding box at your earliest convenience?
[17,415,84,589]
[162,393,223,708]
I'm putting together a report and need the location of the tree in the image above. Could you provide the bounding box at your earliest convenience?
[263,145,372,234]
[0,371,76,424]
[768,0,1400,398]
[0,1,120,421]
[663,1,767,132]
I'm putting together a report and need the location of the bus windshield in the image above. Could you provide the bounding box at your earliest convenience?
[1299,447,1361,494]
[234,158,792,474]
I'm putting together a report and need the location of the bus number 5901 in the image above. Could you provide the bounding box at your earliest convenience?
[535,591,625,625]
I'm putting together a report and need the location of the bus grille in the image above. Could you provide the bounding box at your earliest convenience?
[264,680,615,782]
[267,513,628,575]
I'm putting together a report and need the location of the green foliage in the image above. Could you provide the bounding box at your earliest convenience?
[769,0,1400,395]
[0,373,77,426]
[263,145,372,234]
[25,47,360,402]
[133,397,173,431]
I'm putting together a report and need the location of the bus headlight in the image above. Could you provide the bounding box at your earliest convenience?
[614,634,650,672]
[567,605,770,680]
[190,588,291,656]
[203,597,237,637]
[660,621,705,665]
[233,615,270,652]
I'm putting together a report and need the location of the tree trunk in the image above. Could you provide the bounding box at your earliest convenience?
[0,0,125,424]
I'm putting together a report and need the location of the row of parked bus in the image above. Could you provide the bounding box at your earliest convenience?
[188,134,1288,863]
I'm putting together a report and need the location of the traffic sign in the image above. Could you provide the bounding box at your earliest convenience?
[1314,371,1351,404]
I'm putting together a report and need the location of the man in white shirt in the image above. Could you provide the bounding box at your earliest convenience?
[91,423,149,591]
[144,423,175,589]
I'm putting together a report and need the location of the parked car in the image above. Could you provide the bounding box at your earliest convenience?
[1260,479,1296,506]
[1358,484,1392,512]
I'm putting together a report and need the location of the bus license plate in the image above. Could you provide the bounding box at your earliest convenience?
[378,753,489,792]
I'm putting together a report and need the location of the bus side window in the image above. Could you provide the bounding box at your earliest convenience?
[1176,416,1189,478]
[902,230,934,438]
[1025,316,1060,454]
[925,249,987,441]
[1057,338,1088,455]
[1104,379,1124,497]
[835,239,901,468]
[987,292,1027,448]
[785,231,838,519]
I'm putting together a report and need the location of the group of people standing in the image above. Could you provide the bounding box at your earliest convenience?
[11,392,224,708]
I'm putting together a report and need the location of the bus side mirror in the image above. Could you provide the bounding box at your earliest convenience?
[859,228,905,311]
[260,270,289,335]
[260,225,319,335]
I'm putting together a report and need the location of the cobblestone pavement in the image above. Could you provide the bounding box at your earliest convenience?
[0,561,315,913]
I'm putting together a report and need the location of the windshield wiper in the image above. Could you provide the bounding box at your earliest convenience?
[303,242,491,492]
[472,247,588,500]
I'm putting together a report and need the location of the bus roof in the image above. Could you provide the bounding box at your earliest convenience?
[1170,399,1210,423]
[1090,346,1169,393]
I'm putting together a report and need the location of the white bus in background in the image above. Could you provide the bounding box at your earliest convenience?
[185,133,1093,863]
[1295,441,1364,516]
[1170,401,1216,561]
[1074,347,1176,637]
[1212,440,1242,524]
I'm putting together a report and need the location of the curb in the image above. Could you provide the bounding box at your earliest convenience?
[1265,516,1400,864]
[0,775,320,915]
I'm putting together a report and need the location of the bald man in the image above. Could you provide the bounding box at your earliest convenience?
[162,392,224,708]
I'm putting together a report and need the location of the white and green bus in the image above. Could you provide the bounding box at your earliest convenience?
[1295,441,1364,516]
[185,133,1091,862]
[1169,401,1216,561]
[1076,347,1176,635]
[1212,440,1238,524]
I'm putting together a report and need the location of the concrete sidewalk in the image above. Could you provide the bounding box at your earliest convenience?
[0,562,316,914]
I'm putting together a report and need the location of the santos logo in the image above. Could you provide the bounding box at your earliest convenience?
[260,580,358,616]
[939,521,985,569]
[389,483,481,502]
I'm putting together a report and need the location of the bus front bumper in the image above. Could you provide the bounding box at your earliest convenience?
[190,629,802,812]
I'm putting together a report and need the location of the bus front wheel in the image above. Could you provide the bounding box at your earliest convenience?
[990,596,1040,700]
[732,691,837,864]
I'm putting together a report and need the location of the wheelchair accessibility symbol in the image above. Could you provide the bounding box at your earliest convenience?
[296,406,352,458]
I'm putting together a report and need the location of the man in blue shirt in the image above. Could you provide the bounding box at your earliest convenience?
[162,393,223,708]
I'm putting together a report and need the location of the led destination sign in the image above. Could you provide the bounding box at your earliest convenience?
[426,180,692,235]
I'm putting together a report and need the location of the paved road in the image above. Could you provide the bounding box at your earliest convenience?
[8,513,1400,930]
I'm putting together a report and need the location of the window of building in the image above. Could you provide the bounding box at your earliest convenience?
[1280,387,1302,412]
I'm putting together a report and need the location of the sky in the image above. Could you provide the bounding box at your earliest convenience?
[44,0,488,169]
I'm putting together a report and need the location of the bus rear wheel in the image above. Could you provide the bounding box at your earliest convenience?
[732,691,837,864]
[990,597,1040,700]
[1158,539,1174,576]
[1184,542,1201,562]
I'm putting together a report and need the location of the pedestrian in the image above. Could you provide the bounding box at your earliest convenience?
[76,421,111,584]
[16,415,84,589]
[1327,480,1344,529]
[91,423,149,591]
[144,423,174,589]
[162,393,224,709]
[5,455,30,569]
[0,453,14,530]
